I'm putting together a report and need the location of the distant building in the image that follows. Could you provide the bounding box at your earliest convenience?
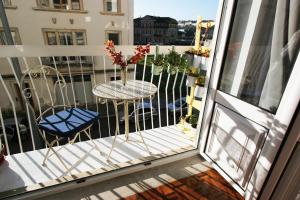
[134,15,178,45]
[177,20,215,45]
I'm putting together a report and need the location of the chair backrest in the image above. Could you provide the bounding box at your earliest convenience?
[20,65,71,121]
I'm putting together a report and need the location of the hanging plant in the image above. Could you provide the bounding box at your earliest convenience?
[152,54,165,75]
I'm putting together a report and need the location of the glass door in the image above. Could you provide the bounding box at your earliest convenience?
[200,0,300,198]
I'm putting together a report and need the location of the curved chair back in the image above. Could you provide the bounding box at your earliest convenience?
[20,65,71,121]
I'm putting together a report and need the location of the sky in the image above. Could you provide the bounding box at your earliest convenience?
[134,0,219,21]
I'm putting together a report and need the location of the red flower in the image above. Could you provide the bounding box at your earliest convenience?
[105,41,150,69]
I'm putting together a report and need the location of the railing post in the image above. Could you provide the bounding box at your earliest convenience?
[0,2,43,150]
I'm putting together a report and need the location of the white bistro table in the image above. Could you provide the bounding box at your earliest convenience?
[92,80,158,160]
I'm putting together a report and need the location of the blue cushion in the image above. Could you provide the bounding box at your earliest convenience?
[38,108,100,137]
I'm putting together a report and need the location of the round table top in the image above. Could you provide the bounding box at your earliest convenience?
[92,80,158,101]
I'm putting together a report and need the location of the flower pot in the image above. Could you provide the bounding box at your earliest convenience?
[192,55,202,68]
[194,85,205,98]
[152,65,163,75]
[186,75,197,87]
[187,55,208,71]
[0,144,5,165]
[200,57,208,70]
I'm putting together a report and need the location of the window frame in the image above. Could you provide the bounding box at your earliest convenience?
[35,0,84,11]
[42,28,87,45]
[101,0,124,16]
[105,30,122,45]
[0,27,22,45]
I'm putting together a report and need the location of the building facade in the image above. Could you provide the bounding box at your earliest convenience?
[0,0,134,111]
[0,0,134,46]
[134,15,178,45]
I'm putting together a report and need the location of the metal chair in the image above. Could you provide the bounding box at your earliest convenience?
[20,65,102,174]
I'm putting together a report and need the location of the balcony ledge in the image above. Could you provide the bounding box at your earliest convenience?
[0,125,196,199]
[100,11,125,16]
[32,7,88,14]
[4,5,17,9]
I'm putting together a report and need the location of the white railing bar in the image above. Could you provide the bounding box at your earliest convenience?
[141,54,147,130]
[149,47,157,130]
[157,55,164,128]
[165,65,171,127]
[23,58,43,117]
[25,103,35,150]
[0,74,23,152]
[46,57,63,145]
[79,56,88,109]
[52,57,67,108]
[6,57,20,86]
[179,69,186,118]
[91,56,102,138]
[45,57,60,109]
[0,107,10,155]
[66,56,77,107]
[172,69,179,125]
[103,55,111,137]
[24,57,46,148]
[133,63,137,133]
[0,45,191,57]
[21,57,35,149]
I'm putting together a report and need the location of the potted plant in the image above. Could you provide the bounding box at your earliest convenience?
[152,54,165,75]
[185,47,210,71]
[194,75,206,98]
[189,114,199,128]
[105,40,150,85]
[149,49,189,76]
[185,65,199,87]
[179,114,198,129]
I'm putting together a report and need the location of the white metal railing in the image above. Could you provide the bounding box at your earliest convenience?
[0,45,191,155]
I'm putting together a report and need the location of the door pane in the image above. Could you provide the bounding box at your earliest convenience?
[219,0,299,113]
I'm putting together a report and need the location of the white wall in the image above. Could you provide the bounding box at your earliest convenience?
[1,0,133,45]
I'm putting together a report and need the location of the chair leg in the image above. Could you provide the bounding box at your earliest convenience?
[40,134,72,175]
[42,137,63,166]
[83,129,102,154]
[70,132,80,144]
[49,145,72,175]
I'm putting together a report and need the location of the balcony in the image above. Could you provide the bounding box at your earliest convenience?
[0,45,201,198]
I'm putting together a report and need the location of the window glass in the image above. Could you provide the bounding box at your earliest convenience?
[53,0,67,9]
[219,0,299,113]
[0,30,20,45]
[2,0,12,6]
[46,32,57,45]
[108,32,120,45]
[38,0,50,7]
[106,0,117,12]
[59,32,73,45]
[0,32,6,45]
[75,32,85,45]
[71,0,80,10]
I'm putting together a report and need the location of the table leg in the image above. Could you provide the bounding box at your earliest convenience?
[107,100,119,160]
[135,99,151,154]
[124,100,129,141]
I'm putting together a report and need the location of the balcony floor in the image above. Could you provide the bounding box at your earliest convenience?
[0,125,196,198]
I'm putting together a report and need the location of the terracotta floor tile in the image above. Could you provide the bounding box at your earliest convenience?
[124,169,244,200]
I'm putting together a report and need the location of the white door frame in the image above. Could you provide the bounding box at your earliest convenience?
[198,0,300,198]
